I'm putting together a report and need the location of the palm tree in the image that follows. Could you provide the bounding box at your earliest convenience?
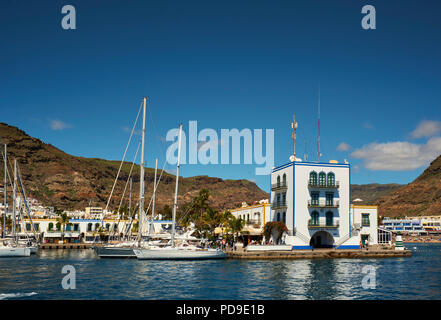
[56,212,70,243]
[228,216,245,243]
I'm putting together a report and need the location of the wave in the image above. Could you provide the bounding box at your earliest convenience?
[0,292,38,300]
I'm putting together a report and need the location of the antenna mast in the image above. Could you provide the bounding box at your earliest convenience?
[318,87,321,163]
[291,114,298,161]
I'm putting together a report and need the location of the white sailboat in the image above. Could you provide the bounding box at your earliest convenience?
[0,145,31,257]
[134,124,227,260]
[94,97,148,258]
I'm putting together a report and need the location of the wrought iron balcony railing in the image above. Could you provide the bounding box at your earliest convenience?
[246,219,262,227]
[308,180,340,189]
[308,199,339,208]
[271,201,287,210]
[308,219,340,228]
[271,182,288,191]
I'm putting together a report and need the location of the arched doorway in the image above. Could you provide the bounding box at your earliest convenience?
[309,231,335,248]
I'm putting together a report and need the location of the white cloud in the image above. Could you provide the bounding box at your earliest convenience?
[50,120,72,131]
[410,120,441,139]
[337,142,351,151]
[351,137,441,171]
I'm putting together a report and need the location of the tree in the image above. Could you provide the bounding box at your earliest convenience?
[56,212,70,243]
[1,215,12,235]
[263,221,288,244]
[227,216,245,242]
[159,204,173,220]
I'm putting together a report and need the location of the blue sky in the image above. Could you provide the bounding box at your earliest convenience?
[1,0,441,193]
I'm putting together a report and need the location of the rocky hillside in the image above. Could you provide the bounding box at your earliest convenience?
[374,155,441,217]
[0,123,269,212]
[350,184,403,204]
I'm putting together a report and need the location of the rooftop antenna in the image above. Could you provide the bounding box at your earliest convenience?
[291,114,298,161]
[317,86,321,163]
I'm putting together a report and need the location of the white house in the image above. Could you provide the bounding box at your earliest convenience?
[230,200,271,228]
[351,205,378,245]
[270,159,360,249]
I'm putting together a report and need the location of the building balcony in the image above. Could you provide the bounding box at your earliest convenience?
[245,219,262,228]
[271,182,287,191]
[308,200,339,208]
[308,181,340,189]
[308,219,340,229]
[271,201,287,210]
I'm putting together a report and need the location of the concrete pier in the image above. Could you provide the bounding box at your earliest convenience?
[226,248,412,260]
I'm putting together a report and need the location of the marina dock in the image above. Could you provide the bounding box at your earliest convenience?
[39,243,92,250]
[226,248,412,260]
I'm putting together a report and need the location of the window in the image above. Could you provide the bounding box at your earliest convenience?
[326,211,334,226]
[95,223,100,230]
[311,211,319,225]
[282,193,286,204]
[106,223,110,231]
[87,223,92,232]
[66,224,72,231]
[311,192,319,205]
[319,172,326,186]
[48,222,54,231]
[277,175,281,186]
[282,212,286,224]
[282,173,287,186]
[277,212,280,222]
[73,224,79,231]
[26,223,31,231]
[309,171,317,185]
[56,223,61,231]
[362,214,370,226]
[327,172,335,186]
[326,193,334,206]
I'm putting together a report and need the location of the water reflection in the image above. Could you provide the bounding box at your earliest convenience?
[0,244,440,299]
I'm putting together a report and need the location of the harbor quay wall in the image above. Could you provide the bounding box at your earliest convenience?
[226,249,411,260]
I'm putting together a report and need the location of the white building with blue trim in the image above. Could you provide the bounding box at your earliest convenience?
[270,159,361,249]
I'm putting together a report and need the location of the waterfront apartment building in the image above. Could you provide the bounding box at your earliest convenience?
[229,200,271,238]
[18,218,175,243]
[270,159,360,249]
[380,217,430,234]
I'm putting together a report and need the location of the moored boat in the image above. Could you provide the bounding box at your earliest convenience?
[0,246,31,257]
[134,246,226,260]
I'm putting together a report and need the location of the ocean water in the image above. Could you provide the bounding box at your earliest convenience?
[0,243,440,300]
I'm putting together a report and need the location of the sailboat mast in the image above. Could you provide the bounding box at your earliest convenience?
[138,97,147,242]
[171,124,183,248]
[12,159,17,243]
[129,177,132,217]
[3,144,6,238]
[152,158,158,219]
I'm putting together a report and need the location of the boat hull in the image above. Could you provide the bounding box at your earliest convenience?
[0,247,31,257]
[93,246,136,258]
[29,246,38,254]
[134,248,227,260]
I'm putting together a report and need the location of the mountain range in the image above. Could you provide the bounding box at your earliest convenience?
[1,122,440,217]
